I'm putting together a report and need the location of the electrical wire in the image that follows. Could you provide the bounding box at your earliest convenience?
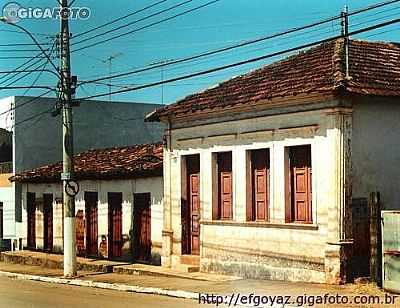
[0,90,54,117]
[71,0,223,53]
[0,57,47,85]
[19,41,57,97]
[77,0,399,87]
[78,14,342,86]
[73,0,169,39]
[12,106,54,128]
[72,0,193,46]
[75,17,400,101]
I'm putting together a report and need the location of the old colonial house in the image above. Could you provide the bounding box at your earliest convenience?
[146,39,400,284]
[11,143,163,264]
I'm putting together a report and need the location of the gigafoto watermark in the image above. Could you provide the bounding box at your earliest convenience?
[2,2,91,23]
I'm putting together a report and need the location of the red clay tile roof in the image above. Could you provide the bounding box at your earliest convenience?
[11,143,163,183]
[147,39,400,121]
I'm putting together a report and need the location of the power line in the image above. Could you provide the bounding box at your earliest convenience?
[0,28,52,37]
[80,22,340,86]
[0,57,46,85]
[0,56,47,59]
[73,0,169,39]
[0,49,50,53]
[0,69,60,79]
[1,38,58,86]
[4,56,53,88]
[0,42,52,47]
[0,90,53,117]
[78,13,342,85]
[12,106,54,128]
[19,41,57,97]
[76,17,400,101]
[0,85,56,91]
[72,0,193,46]
[77,0,399,86]
[71,0,223,53]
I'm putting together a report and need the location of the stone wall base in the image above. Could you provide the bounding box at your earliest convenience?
[200,258,326,283]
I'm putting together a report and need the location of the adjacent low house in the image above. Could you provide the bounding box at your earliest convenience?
[0,96,164,251]
[11,143,163,263]
[146,39,400,284]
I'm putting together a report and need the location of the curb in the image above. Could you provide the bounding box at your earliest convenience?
[0,270,293,307]
[0,270,198,300]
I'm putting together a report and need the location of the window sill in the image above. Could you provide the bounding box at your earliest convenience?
[200,220,319,230]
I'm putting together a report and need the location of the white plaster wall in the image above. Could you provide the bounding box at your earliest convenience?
[166,107,341,281]
[352,98,400,210]
[20,176,163,262]
[0,97,13,131]
[0,186,15,239]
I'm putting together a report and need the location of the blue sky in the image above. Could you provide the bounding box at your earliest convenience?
[0,0,399,105]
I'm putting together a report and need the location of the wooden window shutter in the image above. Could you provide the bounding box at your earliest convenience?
[248,149,270,221]
[217,152,232,220]
[245,152,253,221]
[289,145,312,223]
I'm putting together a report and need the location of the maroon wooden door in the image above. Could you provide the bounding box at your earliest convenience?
[187,155,200,255]
[27,192,36,249]
[290,146,312,223]
[218,152,232,220]
[352,198,371,278]
[85,192,98,256]
[252,149,270,221]
[134,193,151,261]
[108,192,122,259]
[43,194,53,252]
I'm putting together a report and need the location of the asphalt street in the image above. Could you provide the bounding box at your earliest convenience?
[0,276,197,308]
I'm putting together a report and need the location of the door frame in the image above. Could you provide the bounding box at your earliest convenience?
[181,154,201,255]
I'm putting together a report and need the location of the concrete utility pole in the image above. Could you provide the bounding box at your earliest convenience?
[60,0,77,277]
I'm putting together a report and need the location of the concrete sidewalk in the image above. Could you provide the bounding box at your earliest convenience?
[0,250,238,281]
[0,261,392,308]
[0,251,394,307]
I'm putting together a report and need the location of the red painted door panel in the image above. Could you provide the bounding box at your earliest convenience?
[43,194,53,252]
[220,172,232,219]
[251,149,270,221]
[290,145,312,223]
[27,193,36,249]
[108,192,123,259]
[188,156,200,255]
[85,192,98,256]
[218,152,232,220]
[134,193,151,261]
